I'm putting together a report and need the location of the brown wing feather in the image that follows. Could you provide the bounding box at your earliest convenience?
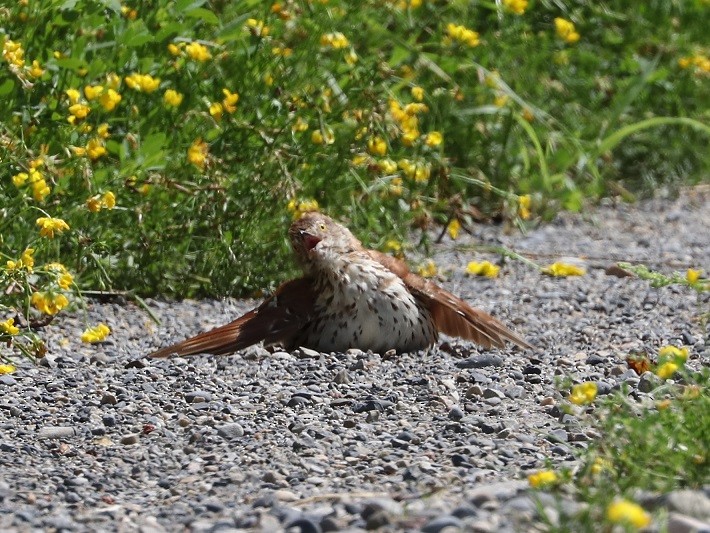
[368,250,533,350]
[148,277,316,358]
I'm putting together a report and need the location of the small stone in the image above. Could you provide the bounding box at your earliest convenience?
[217,423,244,439]
[333,369,350,384]
[296,346,321,358]
[667,512,710,533]
[456,354,504,368]
[586,354,606,365]
[184,390,212,403]
[421,515,464,533]
[38,426,75,440]
[482,388,505,400]
[448,405,464,420]
[638,371,662,393]
[100,392,118,405]
[466,385,484,398]
[120,433,139,445]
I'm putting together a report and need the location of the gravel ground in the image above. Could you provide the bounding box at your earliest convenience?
[1,187,709,532]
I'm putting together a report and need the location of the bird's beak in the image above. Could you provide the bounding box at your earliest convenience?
[300,230,322,251]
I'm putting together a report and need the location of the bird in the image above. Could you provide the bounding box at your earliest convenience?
[148,212,532,358]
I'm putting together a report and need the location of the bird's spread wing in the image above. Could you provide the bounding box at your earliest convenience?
[368,250,533,350]
[147,277,317,358]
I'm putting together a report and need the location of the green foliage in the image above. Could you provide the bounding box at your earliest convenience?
[1,0,708,312]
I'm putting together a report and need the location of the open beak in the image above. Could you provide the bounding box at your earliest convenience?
[300,230,322,251]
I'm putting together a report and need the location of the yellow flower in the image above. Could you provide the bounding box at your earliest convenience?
[87,196,101,212]
[81,323,111,343]
[0,364,16,375]
[97,123,110,138]
[185,41,212,62]
[445,23,480,47]
[417,260,438,278]
[65,88,81,104]
[503,0,528,15]
[246,18,269,37]
[125,73,160,93]
[606,499,651,529]
[86,138,107,160]
[554,18,580,44]
[31,292,69,315]
[543,262,585,277]
[99,88,122,111]
[383,240,403,254]
[320,32,350,49]
[2,39,25,68]
[389,177,403,196]
[655,361,678,380]
[569,382,597,405]
[28,59,44,78]
[7,248,36,272]
[518,194,531,220]
[167,43,183,56]
[287,198,320,219]
[658,345,688,361]
[121,5,137,19]
[209,102,223,121]
[292,117,309,132]
[32,179,51,202]
[12,172,28,187]
[466,261,500,278]
[0,318,20,336]
[424,131,443,147]
[58,272,74,290]
[272,46,293,57]
[411,86,425,101]
[36,217,70,238]
[591,457,614,476]
[401,130,419,146]
[106,72,121,89]
[344,50,358,65]
[222,88,239,113]
[522,108,535,122]
[494,94,509,107]
[188,138,209,169]
[686,268,702,284]
[378,158,398,174]
[163,89,183,107]
[447,219,461,240]
[367,136,388,156]
[528,470,558,488]
[102,191,116,209]
[84,84,104,100]
[311,128,335,145]
[68,103,90,119]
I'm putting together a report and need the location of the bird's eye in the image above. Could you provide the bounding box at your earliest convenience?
[318,223,326,231]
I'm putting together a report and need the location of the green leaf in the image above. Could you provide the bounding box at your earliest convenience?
[0,79,15,97]
[186,7,220,25]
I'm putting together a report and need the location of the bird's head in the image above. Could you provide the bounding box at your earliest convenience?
[289,212,360,269]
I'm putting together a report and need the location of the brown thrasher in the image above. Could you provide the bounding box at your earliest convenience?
[148,213,532,358]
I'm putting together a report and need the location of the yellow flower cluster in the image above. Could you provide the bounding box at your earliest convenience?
[246,18,270,37]
[528,470,558,488]
[554,18,580,44]
[287,198,320,219]
[210,88,240,120]
[36,217,70,238]
[6,248,35,272]
[503,0,528,15]
[0,364,16,375]
[2,38,43,81]
[31,291,69,315]
[543,262,586,277]
[606,499,651,529]
[569,381,597,405]
[125,72,161,93]
[311,127,335,145]
[87,191,117,212]
[320,32,350,49]
[188,138,209,169]
[447,219,461,239]
[518,194,532,220]
[417,260,438,278]
[466,261,500,278]
[12,160,51,202]
[655,345,688,380]
[185,41,212,62]
[678,54,710,74]
[46,263,74,290]
[81,323,111,343]
[163,89,183,107]
[444,23,480,48]
[0,318,20,336]
[398,159,431,183]
[367,136,388,156]
[389,98,430,146]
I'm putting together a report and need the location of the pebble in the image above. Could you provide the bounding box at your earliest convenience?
[37,426,75,439]
[217,423,245,439]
